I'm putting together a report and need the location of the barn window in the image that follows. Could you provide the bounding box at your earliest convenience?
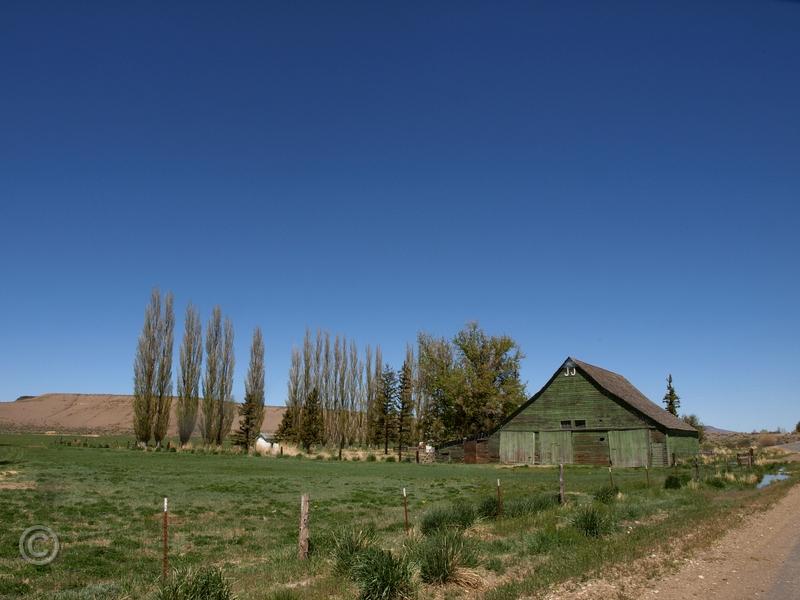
[560,420,571,429]
[575,419,586,428]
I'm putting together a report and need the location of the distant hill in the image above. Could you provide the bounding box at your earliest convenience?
[704,425,737,436]
[0,393,285,436]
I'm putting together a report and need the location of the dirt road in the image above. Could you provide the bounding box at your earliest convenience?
[639,480,800,600]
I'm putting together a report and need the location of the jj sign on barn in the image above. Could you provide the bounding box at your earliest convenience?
[439,358,699,466]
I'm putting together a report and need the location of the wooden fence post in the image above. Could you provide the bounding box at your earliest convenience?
[402,488,409,534]
[671,452,676,468]
[608,466,615,488]
[645,465,650,488]
[298,494,310,560]
[748,447,754,468]
[496,478,504,516]
[162,497,169,580]
[559,464,566,504]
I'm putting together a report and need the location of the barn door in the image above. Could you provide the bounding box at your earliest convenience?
[608,430,650,467]
[499,431,535,464]
[539,431,574,465]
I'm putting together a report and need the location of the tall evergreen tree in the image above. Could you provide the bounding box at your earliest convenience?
[299,387,323,452]
[176,303,202,446]
[235,327,265,449]
[378,365,398,455]
[396,346,414,460]
[663,374,681,416]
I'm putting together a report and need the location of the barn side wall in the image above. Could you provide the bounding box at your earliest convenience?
[667,433,700,461]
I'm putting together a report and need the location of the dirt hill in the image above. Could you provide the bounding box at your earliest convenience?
[0,393,285,436]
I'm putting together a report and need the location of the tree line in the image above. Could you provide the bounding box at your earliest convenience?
[275,322,529,452]
[132,289,264,448]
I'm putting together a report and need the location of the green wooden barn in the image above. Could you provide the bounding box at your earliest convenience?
[439,357,698,466]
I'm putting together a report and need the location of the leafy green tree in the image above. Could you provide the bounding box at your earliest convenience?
[663,374,681,416]
[299,387,323,452]
[681,414,705,442]
[234,327,265,449]
[396,347,414,460]
[416,323,527,442]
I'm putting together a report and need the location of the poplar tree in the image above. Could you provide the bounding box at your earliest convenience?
[133,290,162,446]
[235,327,265,448]
[663,374,681,416]
[200,307,222,444]
[215,317,235,445]
[153,292,174,447]
[176,303,202,446]
[276,347,302,443]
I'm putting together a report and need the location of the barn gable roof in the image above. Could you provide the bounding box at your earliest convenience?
[493,357,697,435]
[568,358,696,433]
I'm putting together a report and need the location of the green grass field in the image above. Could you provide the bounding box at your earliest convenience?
[0,433,794,600]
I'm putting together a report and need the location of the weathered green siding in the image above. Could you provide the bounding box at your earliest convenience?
[503,370,645,432]
[667,434,699,461]
[499,431,535,464]
[539,431,573,464]
[572,431,610,465]
[608,429,650,467]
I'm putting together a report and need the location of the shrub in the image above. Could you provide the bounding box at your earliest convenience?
[351,548,414,600]
[593,485,619,504]
[331,525,377,576]
[572,505,614,538]
[664,474,682,489]
[351,455,361,462]
[366,454,377,462]
[384,456,396,463]
[154,566,236,600]
[414,529,478,585]
[420,503,475,536]
[706,477,726,489]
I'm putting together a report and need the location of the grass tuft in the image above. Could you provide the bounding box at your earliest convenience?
[331,524,377,576]
[420,503,475,535]
[351,547,414,600]
[571,505,615,538]
[413,529,479,586]
[154,566,236,600]
[593,485,620,504]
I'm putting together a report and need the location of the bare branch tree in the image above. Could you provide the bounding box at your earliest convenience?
[215,316,235,445]
[201,306,222,444]
[177,303,202,446]
[153,292,174,447]
[235,326,265,448]
[133,290,161,446]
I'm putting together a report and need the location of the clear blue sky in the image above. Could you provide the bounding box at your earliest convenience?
[1,1,798,432]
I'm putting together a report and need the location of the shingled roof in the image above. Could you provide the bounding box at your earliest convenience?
[568,357,696,433]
